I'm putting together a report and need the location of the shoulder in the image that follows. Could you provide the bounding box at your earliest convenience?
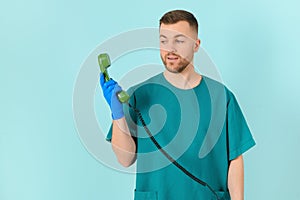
[201,75,237,105]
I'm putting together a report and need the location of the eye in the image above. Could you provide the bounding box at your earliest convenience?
[175,39,184,44]
[160,40,167,44]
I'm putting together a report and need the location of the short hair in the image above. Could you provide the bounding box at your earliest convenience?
[159,10,198,33]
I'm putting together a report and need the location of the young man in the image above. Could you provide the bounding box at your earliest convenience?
[100,10,255,200]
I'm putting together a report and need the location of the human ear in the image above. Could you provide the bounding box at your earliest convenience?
[194,39,201,52]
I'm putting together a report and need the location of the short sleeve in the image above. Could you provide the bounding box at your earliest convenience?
[105,125,113,142]
[105,87,138,143]
[227,92,256,160]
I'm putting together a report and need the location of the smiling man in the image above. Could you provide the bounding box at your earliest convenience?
[100,10,256,200]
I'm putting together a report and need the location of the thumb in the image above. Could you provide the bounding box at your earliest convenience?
[113,84,122,94]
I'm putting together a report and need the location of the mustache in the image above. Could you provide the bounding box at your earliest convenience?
[166,52,181,58]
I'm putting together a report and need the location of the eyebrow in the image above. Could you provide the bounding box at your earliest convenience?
[159,34,187,39]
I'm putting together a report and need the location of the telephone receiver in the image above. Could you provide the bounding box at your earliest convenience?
[98,53,130,103]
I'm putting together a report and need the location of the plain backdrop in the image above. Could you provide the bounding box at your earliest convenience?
[1,0,299,199]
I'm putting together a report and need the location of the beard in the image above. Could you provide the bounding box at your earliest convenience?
[161,52,191,73]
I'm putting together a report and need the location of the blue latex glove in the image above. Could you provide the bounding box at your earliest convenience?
[99,73,124,120]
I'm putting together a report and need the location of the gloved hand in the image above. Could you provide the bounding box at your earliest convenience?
[99,73,124,120]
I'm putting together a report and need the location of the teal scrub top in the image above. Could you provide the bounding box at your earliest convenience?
[106,73,256,200]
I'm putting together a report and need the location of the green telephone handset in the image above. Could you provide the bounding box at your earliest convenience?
[98,53,130,103]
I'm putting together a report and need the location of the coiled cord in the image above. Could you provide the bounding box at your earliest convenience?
[127,102,220,200]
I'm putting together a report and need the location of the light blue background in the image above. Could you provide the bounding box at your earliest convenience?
[1,0,299,199]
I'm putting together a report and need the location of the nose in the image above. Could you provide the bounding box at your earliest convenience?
[165,43,177,53]
[169,47,177,53]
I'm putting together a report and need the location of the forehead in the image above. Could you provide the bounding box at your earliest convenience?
[159,21,196,39]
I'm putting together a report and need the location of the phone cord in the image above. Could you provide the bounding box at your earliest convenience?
[127,103,220,200]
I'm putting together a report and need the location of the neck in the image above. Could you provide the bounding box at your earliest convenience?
[163,63,202,89]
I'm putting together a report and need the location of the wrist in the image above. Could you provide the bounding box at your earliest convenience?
[112,109,124,120]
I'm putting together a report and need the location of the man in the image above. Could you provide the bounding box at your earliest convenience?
[100,10,255,200]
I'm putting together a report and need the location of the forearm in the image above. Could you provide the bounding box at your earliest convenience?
[111,117,136,167]
[228,155,244,200]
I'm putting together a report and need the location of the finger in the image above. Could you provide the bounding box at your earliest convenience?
[104,80,117,88]
[107,84,117,92]
[113,85,122,93]
[99,73,105,86]
[104,86,114,97]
